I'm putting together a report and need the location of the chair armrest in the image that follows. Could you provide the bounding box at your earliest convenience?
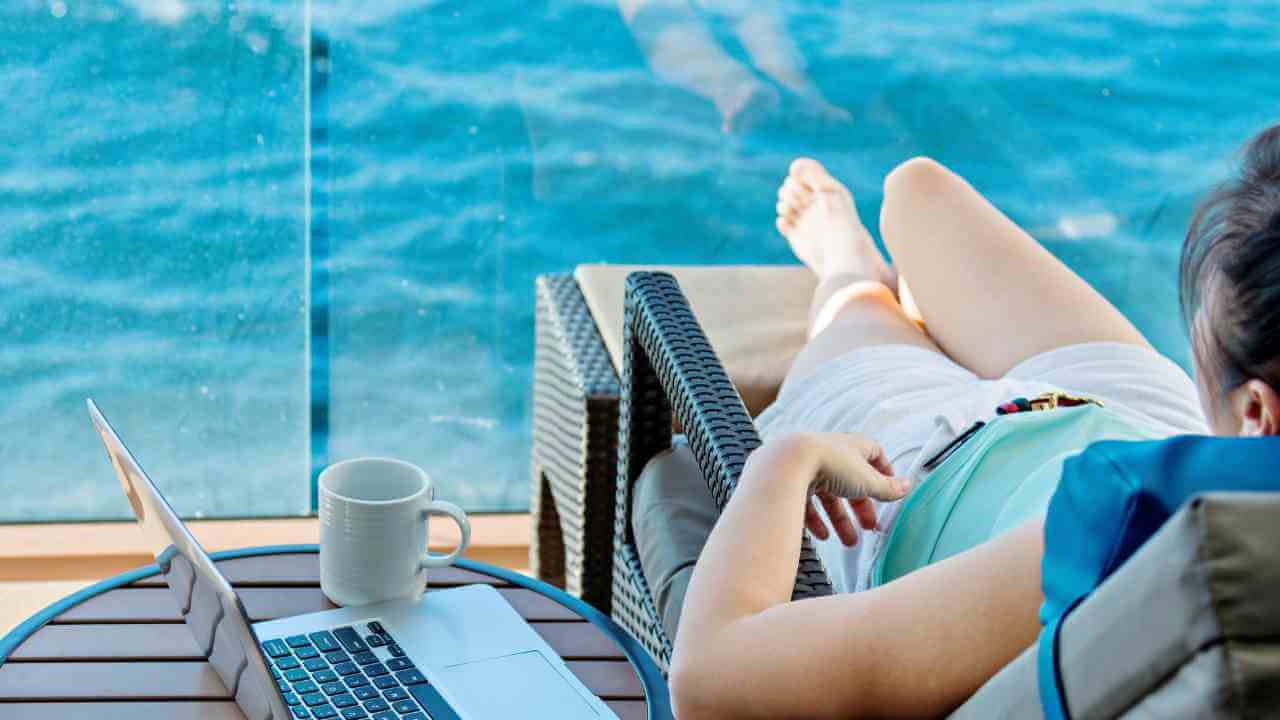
[617,271,832,598]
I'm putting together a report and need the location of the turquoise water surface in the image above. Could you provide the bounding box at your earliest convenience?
[1,0,1276,520]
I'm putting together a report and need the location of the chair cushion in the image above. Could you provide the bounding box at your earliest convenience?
[948,492,1280,720]
[574,264,815,417]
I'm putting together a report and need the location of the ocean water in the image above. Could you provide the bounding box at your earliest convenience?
[1,0,1276,521]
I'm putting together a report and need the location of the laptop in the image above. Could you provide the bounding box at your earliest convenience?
[88,400,617,720]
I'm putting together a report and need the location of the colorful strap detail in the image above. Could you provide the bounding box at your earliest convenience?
[997,392,1102,416]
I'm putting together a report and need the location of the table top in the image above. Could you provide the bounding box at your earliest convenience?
[0,545,670,720]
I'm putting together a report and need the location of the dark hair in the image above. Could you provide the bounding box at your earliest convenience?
[1180,123,1280,398]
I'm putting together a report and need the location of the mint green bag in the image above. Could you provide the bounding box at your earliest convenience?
[870,405,1164,587]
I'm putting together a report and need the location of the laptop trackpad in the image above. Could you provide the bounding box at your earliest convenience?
[437,650,599,718]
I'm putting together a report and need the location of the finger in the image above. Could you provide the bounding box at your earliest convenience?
[805,499,829,540]
[867,446,895,478]
[851,498,878,530]
[819,493,859,547]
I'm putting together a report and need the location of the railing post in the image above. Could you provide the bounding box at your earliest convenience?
[306,12,331,512]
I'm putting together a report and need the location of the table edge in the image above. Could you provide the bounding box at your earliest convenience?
[0,544,672,720]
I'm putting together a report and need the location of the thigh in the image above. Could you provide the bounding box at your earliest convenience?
[879,157,1150,379]
[631,443,719,641]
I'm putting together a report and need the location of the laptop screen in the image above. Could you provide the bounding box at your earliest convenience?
[88,400,289,720]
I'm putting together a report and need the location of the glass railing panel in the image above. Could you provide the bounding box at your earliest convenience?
[318,2,1272,510]
[0,0,307,521]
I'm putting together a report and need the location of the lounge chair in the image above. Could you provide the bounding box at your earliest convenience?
[532,269,1280,715]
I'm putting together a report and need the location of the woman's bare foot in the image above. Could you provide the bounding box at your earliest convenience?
[775,158,894,287]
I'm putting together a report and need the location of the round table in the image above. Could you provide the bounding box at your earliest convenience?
[0,545,671,720]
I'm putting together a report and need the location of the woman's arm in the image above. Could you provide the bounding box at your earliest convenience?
[669,433,1044,720]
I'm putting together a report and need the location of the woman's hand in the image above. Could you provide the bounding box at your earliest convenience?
[764,433,909,547]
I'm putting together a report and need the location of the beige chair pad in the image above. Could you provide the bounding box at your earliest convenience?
[574,264,816,417]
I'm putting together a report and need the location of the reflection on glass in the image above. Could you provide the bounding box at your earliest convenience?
[0,0,307,520]
[618,0,850,133]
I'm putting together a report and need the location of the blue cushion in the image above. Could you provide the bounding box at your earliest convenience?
[1038,435,1280,719]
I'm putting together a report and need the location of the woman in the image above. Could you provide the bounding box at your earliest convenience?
[631,124,1280,718]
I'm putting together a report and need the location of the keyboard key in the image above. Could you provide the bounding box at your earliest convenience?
[322,682,346,696]
[312,704,338,719]
[385,658,414,672]
[352,651,378,666]
[262,639,291,658]
[399,714,427,720]
[277,679,291,693]
[395,668,427,685]
[283,692,300,706]
[332,626,369,653]
[290,707,311,719]
[314,670,339,684]
[276,656,301,670]
[271,667,282,680]
[382,687,408,702]
[309,631,341,653]
[286,635,312,648]
[408,683,461,720]
[285,669,309,683]
[364,663,389,677]
[365,634,387,647]
[372,675,399,690]
[333,661,360,676]
[340,709,368,720]
[331,693,357,709]
[296,645,321,660]
[294,680,319,695]
[302,692,328,707]
[344,675,370,688]
[304,658,329,672]
[386,644,405,657]
[324,650,350,666]
[366,621,385,635]
[363,698,389,713]
[391,700,419,714]
[353,686,379,700]
[372,713,396,720]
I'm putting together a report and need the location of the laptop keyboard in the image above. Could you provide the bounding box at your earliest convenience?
[261,621,460,720]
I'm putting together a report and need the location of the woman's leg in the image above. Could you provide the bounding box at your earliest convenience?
[775,159,942,391]
[878,157,1150,379]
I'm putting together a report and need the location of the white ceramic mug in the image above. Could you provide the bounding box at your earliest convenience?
[318,457,471,607]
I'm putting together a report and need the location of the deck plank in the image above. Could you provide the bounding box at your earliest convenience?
[606,700,650,720]
[0,660,642,701]
[10,621,624,661]
[0,702,243,720]
[54,586,578,623]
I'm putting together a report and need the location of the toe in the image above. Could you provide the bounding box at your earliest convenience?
[779,176,811,211]
[776,215,795,237]
[775,199,799,223]
[789,157,840,192]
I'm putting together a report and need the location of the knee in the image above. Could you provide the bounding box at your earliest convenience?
[883,156,951,199]
[879,156,955,243]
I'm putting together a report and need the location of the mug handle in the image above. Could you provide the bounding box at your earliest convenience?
[419,499,471,570]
